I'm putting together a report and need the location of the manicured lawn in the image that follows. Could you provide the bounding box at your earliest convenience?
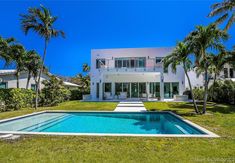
[0,101,234,162]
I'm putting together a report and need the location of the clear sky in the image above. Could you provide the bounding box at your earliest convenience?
[0,0,234,76]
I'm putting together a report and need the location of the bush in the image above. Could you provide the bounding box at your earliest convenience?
[209,80,235,104]
[70,89,89,100]
[192,88,204,100]
[183,90,192,99]
[0,88,35,111]
[40,76,71,106]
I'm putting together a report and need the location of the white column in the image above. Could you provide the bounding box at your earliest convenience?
[160,73,164,101]
[146,82,150,101]
[111,82,115,99]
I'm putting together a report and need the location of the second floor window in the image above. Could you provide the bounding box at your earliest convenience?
[156,57,164,64]
[224,68,228,78]
[115,57,146,68]
[96,59,105,69]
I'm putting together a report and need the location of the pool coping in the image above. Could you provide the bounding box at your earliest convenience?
[0,110,219,138]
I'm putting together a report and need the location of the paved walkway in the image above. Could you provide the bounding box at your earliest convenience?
[114,101,147,112]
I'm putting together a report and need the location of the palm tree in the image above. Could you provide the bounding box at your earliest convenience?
[20,5,65,109]
[163,42,200,114]
[185,24,229,114]
[208,0,235,31]
[82,63,90,72]
[24,50,42,89]
[0,36,15,65]
[10,44,27,88]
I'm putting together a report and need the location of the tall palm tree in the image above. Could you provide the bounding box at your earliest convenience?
[163,42,200,114]
[82,63,90,72]
[208,0,235,31]
[20,5,65,109]
[10,44,27,88]
[24,50,42,89]
[0,36,15,65]
[185,24,229,114]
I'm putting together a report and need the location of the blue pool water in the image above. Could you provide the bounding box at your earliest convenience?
[0,112,206,135]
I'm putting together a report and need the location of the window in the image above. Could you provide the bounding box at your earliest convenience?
[230,68,234,78]
[156,57,163,64]
[31,84,37,91]
[164,82,179,98]
[115,83,122,95]
[224,68,228,78]
[0,82,7,89]
[164,66,168,73]
[96,59,105,69]
[114,57,146,68]
[96,83,99,98]
[104,83,111,92]
[149,82,160,98]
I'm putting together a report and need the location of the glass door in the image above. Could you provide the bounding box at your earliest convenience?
[131,83,139,98]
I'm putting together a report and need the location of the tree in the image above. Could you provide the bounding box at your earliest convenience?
[20,5,65,109]
[186,24,229,114]
[24,50,42,89]
[0,36,15,66]
[208,0,235,31]
[82,63,90,72]
[163,42,200,114]
[10,44,27,88]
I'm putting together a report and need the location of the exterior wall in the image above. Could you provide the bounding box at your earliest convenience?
[0,72,49,89]
[90,47,185,100]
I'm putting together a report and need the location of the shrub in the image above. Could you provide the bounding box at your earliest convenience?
[183,90,192,99]
[0,88,35,111]
[70,89,89,100]
[192,88,204,100]
[40,76,71,106]
[209,80,235,104]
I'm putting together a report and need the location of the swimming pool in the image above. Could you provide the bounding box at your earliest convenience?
[0,111,218,137]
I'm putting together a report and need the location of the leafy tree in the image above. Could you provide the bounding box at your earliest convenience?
[208,0,235,31]
[82,63,90,72]
[186,24,229,114]
[0,36,15,66]
[20,5,65,109]
[163,42,200,114]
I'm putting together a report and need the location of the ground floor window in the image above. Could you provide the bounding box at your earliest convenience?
[96,83,99,98]
[31,84,37,91]
[164,82,179,98]
[115,83,130,97]
[149,82,160,98]
[104,83,111,92]
[0,82,7,89]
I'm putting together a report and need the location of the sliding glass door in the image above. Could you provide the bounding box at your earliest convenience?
[164,82,179,98]
[131,83,139,98]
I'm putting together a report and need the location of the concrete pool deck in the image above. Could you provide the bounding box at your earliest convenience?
[114,101,147,112]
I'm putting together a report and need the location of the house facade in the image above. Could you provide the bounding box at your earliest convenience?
[90,48,185,101]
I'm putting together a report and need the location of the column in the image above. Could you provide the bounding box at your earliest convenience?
[146,82,150,101]
[160,72,164,101]
[111,82,115,99]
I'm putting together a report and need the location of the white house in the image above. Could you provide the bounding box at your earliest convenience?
[90,47,186,101]
[0,69,79,90]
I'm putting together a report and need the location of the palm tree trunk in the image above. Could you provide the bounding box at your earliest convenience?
[35,39,48,109]
[183,63,200,114]
[212,73,217,101]
[202,63,209,114]
[26,71,31,89]
[16,71,19,88]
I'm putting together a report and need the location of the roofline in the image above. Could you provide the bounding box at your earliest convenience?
[91,47,175,51]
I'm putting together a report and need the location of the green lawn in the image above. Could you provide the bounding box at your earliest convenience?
[0,101,234,162]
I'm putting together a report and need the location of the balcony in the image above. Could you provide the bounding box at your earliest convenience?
[98,63,163,73]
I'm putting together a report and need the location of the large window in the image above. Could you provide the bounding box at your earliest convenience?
[230,68,234,78]
[31,84,37,91]
[164,82,179,98]
[115,57,146,68]
[0,82,7,89]
[104,83,111,92]
[96,83,99,98]
[156,57,163,64]
[149,82,160,98]
[96,59,105,69]
[224,68,228,78]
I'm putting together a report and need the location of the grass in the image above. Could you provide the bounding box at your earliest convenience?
[0,101,235,162]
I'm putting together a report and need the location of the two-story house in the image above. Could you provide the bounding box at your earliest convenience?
[90,47,185,101]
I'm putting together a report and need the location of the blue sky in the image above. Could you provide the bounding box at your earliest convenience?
[0,0,234,76]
